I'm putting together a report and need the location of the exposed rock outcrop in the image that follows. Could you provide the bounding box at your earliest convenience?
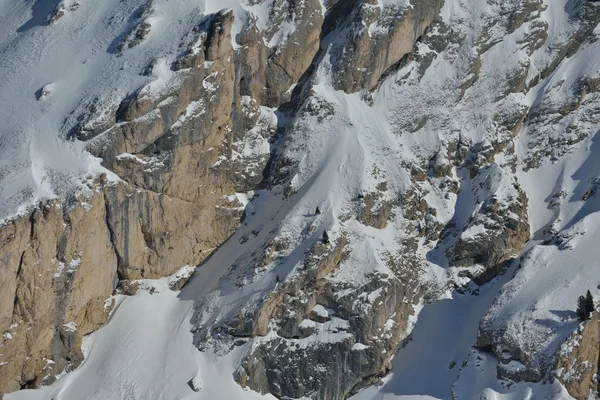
[358,183,393,229]
[0,191,117,392]
[0,176,247,393]
[326,0,443,92]
[1,9,241,392]
[451,179,530,284]
[46,0,81,25]
[555,312,600,400]
[228,238,420,399]
[0,2,327,392]
[6,0,599,397]
[237,0,323,107]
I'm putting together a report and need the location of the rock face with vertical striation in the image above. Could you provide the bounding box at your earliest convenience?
[326,0,443,93]
[0,1,330,392]
[555,312,599,400]
[0,191,117,391]
[2,0,600,398]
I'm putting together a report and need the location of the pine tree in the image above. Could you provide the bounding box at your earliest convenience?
[577,295,589,321]
[585,290,595,314]
[322,230,329,244]
[315,207,321,215]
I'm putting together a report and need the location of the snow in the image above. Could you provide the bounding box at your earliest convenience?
[461,223,487,240]
[351,257,577,400]
[116,153,148,165]
[61,322,77,332]
[6,241,276,400]
[54,257,81,278]
[452,350,572,400]
[479,212,600,372]
[0,0,189,221]
[3,0,600,398]
[351,260,515,400]
[5,181,313,399]
[311,304,333,319]
[0,0,311,223]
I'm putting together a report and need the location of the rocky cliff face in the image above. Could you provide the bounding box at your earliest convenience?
[555,312,599,400]
[0,193,117,392]
[0,179,246,392]
[1,0,600,398]
[228,238,420,398]
[0,4,318,392]
[326,0,443,93]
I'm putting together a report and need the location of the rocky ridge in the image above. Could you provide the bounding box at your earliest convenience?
[1,0,600,398]
[0,3,319,392]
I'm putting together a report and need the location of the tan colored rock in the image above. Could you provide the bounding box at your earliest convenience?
[451,182,530,284]
[0,8,257,391]
[254,293,285,337]
[205,10,234,61]
[0,203,62,392]
[0,175,245,392]
[331,0,443,93]
[0,194,118,392]
[555,312,600,400]
[103,184,241,280]
[235,237,419,399]
[1,0,446,395]
[311,236,349,281]
[358,193,393,230]
[236,0,323,106]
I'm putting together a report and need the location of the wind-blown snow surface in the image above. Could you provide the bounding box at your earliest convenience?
[3,0,600,398]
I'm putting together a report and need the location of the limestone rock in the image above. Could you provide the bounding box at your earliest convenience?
[0,5,292,391]
[236,0,323,106]
[327,0,443,93]
[358,184,393,230]
[555,312,600,400]
[0,193,117,392]
[224,237,420,399]
[450,165,530,284]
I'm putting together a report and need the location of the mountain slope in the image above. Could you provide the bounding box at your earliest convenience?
[1,0,600,399]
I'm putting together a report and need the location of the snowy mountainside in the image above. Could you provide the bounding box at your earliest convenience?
[1,0,600,399]
[0,0,319,221]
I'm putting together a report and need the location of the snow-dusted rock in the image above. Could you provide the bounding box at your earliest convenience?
[2,0,600,398]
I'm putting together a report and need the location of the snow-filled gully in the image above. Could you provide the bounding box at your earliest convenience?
[352,264,517,400]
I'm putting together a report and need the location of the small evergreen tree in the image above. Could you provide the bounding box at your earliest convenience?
[315,207,321,215]
[322,230,329,244]
[585,290,595,314]
[577,295,589,321]
[275,274,280,283]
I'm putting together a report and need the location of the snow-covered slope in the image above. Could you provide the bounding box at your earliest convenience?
[5,196,283,400]
[1,0,600,399]
[0,0,310,222]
